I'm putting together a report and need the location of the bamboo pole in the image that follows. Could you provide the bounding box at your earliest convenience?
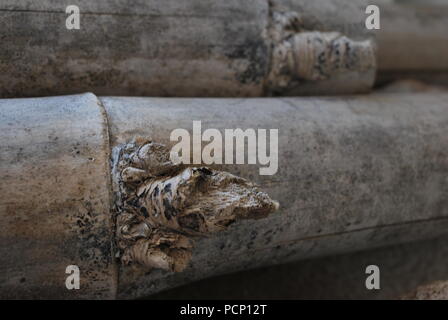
[1,0,447,98]
[0,0,377,98]
[1,93,448,298]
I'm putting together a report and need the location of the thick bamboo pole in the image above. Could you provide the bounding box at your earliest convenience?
[1,93,448,298]
[1,0,447,98]
[103,93,448,298]
[0,0,377,98]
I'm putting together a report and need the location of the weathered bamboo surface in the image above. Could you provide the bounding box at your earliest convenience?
[0,94,117,299]
[1,93,448,298]
[375,0,448,73]
[276,0,448,72]
[105,93,448,298]
[1,0,447,98]
[0,0,270,97]
[0,0,377,97]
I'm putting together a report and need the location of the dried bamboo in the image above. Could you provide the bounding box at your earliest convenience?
[1,93,448,298]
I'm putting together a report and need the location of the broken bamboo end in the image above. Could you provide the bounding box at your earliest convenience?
[112,138,279,272]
